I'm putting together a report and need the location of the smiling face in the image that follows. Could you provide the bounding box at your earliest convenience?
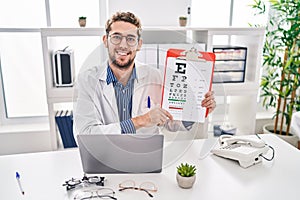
[103,21,142,70]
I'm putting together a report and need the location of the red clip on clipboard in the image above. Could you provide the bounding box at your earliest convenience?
[161,48,215,123]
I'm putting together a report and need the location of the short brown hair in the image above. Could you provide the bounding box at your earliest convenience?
[105,11,142,38]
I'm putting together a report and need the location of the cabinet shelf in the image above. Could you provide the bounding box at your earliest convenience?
[212,82,259,96]
[46,87,74,98]
[41,28,105,36]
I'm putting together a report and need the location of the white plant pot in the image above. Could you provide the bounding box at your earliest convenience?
[176,173,196,189]
[79,19,86,27]
[179,19,187,27]
[263,123,299,147]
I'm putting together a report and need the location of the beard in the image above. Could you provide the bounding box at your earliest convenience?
[108,46,136,69]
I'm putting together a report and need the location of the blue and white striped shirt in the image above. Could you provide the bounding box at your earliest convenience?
[106,65,137,134]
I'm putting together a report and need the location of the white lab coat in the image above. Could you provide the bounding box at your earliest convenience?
[73,62,189,136]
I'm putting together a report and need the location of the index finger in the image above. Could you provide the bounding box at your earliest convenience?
[205,90,214,98]
[163,109,173,121]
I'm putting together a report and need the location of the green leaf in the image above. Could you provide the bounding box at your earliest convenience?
[177,163,196,177]
[251,0,300,135]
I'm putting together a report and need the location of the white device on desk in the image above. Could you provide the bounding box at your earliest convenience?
[211,135,270,168]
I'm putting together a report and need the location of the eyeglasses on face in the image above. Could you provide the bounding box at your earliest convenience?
[63,174,105,191]
[118,180,158,198]
[73,188,117,200]
[108,34,138,46]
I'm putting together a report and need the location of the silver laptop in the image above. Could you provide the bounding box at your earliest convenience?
[77,134,164,174]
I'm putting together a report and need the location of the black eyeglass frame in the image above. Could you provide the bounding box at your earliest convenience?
[108,34,139,46]
[63,174,105,191]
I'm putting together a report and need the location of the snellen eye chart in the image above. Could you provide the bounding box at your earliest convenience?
[161,49,215,123]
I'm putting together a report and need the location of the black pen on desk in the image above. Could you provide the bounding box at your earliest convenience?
[16,172,25,195]
[147,96,151,108]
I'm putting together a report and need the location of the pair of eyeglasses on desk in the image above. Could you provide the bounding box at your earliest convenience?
[63,174,105,191]
[118,180,158,198]
[73,188,117,200]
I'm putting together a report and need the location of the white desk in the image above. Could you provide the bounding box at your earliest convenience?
[1,134,299,200]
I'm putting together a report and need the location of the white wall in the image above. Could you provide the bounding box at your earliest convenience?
[108,0,189,26]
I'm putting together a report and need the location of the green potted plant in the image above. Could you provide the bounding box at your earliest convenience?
[251,0,300,147]
[78,16,87,27]
[176,163,196,189]
[179,16,187,27]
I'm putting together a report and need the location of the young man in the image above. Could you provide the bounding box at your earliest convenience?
[74,11,216,135]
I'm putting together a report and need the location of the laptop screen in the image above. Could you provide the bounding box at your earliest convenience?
[77,134,164,174]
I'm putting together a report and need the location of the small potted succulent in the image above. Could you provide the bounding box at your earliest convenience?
[78,16,87,27]
[176,163,196,189]
[179,16,187,27]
